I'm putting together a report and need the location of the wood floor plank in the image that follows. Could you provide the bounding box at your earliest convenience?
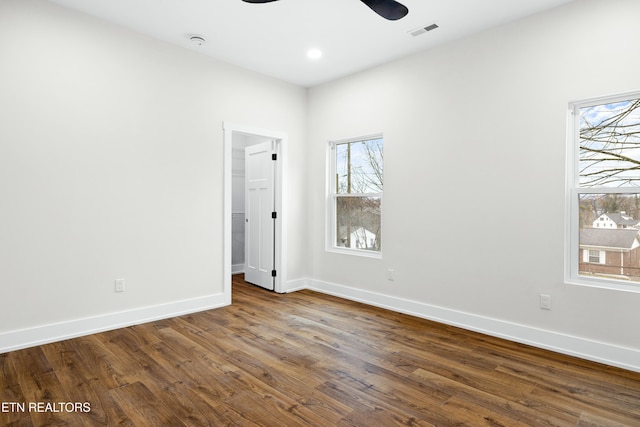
[1,275,639,426]
[40,343,115,426]
[109,381,187,426]
[412,367,578,426]
[0,353,33,427]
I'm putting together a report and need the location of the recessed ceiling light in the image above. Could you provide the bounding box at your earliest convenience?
[307,49,322,60]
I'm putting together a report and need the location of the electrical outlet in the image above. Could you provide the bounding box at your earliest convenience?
[115,278,125,293]
[540,294,551,310]
[387,269,395,281]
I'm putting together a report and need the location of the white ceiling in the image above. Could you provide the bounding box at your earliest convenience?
[48,0,575,87]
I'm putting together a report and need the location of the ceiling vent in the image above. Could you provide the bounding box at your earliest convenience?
[409,23,439,37]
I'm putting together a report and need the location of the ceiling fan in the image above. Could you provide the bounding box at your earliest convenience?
[241,0,409,21]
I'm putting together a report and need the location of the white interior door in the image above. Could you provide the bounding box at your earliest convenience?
[244,141,275,290]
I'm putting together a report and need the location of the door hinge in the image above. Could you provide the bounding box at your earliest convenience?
[272,211,277,219]
[272,153,277,161]
[271,270,277,277]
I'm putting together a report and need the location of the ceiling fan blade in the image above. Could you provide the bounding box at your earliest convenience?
[241,0,279,3]
[360,0,408,20]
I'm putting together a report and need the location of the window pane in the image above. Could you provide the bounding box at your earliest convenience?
[578,193,640,281]
[336,196,381,251]
[335,138,383,194]
[579,99,640,188]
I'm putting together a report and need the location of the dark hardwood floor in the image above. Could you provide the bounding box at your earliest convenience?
[1,275,639,426]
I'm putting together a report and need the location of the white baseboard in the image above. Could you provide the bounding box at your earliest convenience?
[232,264,244,275]
[307,278,640,373]
[281,277,309,293]
[0,293,229,354]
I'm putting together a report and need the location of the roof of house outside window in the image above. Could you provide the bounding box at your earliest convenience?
[580,228,640,250]
[597,213,640,228]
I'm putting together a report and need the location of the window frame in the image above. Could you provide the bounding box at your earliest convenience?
[565,91,640,293]
[326,133,383,258]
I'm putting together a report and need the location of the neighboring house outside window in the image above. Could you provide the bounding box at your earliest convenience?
[579,228,640,278]
[567,92,640,291]
[592,212,640,229]
[328,135,383,257]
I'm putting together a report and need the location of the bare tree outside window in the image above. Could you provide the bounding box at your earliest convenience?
[579,99,640,188]
[333,137,383,252]
[577,97,640,282]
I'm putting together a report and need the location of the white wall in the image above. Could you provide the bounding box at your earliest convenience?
[0,0,307,350]
[307,0,640,371]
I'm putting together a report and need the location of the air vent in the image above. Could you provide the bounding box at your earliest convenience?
[409,23,439,37]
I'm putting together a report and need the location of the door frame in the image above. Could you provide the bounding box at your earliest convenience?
[223,122,287,299]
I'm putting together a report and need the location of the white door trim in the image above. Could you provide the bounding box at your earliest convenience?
[223,122,288,298]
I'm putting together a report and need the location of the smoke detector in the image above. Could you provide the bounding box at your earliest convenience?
[189,35,206,46]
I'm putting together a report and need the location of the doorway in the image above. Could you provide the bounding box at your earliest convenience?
[223,123,287,297]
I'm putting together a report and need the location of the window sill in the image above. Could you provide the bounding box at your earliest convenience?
[326,246,382,259]
[566,276,640,294]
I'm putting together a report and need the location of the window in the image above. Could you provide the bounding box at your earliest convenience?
[328,135,383,257]
[587,250,604,264]
[567,92,640,291]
